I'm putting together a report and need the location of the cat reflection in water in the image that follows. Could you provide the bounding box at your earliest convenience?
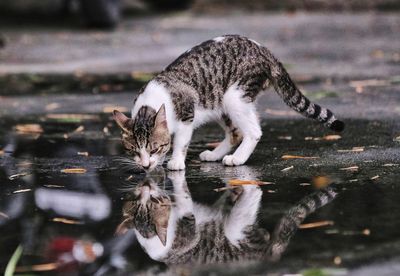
[116,168,337,264]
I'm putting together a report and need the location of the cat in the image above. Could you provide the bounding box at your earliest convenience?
[113,35,344,171]
[116,168,338,265]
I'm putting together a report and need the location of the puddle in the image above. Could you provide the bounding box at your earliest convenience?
[1,114,400,275]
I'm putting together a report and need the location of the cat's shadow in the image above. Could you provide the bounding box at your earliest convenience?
[116,167,337,266]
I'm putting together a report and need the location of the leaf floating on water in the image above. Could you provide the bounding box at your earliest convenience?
[281,155,319,160]
[281,166,294,172]
[382,163,398,167]
[394,136,400,142]
[362,229,371,235]
[278,136,292,140]
[206,142,221,148]
[299,183,311,186]
[15,263,58,273]
[73,125,85,133]
[370,175,379,180]
[299,220,334,229]
[337,147,364,153]
[14,124,43,134]
[77,151,89,156]
[323,135,342,141]
[339,166,359,172]
[228,179,273,186]
[61,168,87,174]
[8,172,29,180]
[312,176,332,189]
[52,218,82,224]
[13,189,32,194]
[0,211,9,219]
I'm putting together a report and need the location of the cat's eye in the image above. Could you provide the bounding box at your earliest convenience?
[150,148,159,155]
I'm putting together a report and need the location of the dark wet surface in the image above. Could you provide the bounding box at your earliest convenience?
[1,114,400,275]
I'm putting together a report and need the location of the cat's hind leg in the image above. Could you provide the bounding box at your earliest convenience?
[199,117,242,162]
[222,85,262,166]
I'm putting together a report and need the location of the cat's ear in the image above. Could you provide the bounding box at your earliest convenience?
[154,104,168,130]
[152,204,170,246]
[113,110,134,133]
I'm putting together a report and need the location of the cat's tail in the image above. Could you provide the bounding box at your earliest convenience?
[267,56,344,132]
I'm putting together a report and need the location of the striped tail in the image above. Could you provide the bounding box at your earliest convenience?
[269,60,344,132]
[265,186,338,261]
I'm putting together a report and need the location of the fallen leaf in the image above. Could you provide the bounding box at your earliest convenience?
[45,103,60,111]
[323,135,342,141]
[206,142,220,148]
[349,179,358,182]
[281,155,319,160]
[299,183,311,186]
[228,179,273,185]
[370,175,379,180]
[339,166,359,172]
[52,218,82,224]
[394,136,400,142]
[8,172,29,180]
[383,163,398,167]
[0,149,4,156]
[103,126,109,134]
[278,136,292,140]
[103,106,128,113]
[73,125,85,133]
[337,147,364,153]
[15,263,58,273]
[0,211,9,219]
[299,220,334,229]
[61,168,87,174]
[281,166,294,172]
[312,176,332,189]
[43,185,65,188]
[14,124,43,134]
[77,151,89,156]
[13,189,32,194]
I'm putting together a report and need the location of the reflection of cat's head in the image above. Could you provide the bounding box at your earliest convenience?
[116,177,171,246]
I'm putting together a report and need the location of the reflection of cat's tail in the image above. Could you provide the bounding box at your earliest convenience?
[266,186,337,261]
[265,50,344,132]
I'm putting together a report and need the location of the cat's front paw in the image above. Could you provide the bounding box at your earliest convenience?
[167,158,186,171]
[222,155,245,166]
[199,150,221,162]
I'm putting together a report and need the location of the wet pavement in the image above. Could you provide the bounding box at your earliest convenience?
[1,110,400,275]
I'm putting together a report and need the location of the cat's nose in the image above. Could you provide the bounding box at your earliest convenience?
[142,164,150,170]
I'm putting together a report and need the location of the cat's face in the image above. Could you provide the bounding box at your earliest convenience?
[116,178,171,245]
[113,105,171,171]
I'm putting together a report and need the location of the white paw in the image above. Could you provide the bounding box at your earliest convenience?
[199,150,221,162]
[222,155,245,166]
[167,158,186,171]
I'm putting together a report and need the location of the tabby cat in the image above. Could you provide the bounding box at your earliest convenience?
[113,35,344,171]
[116,170,337,264]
